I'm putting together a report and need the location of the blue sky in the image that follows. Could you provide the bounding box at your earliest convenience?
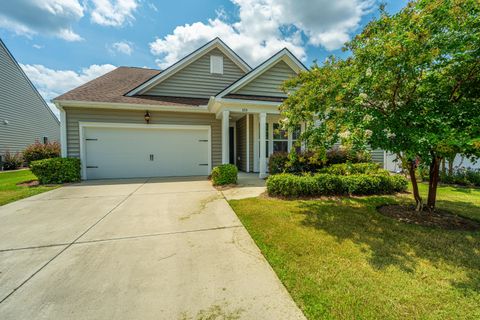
[0,0,408,115]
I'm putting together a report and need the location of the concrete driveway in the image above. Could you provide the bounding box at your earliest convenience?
[0,177,304,320]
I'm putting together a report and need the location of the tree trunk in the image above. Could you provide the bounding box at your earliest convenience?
[427,155,442,212]
[408,160,423,211]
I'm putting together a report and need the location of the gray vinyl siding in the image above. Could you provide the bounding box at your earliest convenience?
[0,40,59,155]
[233,60,296,97]
[371,149,385,168]
[64,107,222,167]
[144,48,245,98]
[236,116,246,171]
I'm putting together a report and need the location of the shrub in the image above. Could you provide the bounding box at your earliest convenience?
[269,152,289,174]
[1,151,24,170]
[440,168,480,187]
[30,158,81,184]
[266,173,407,197]
[23,141,60,164]
[320,162,383,175]
[326,147,372,164]
[211,164,238,186]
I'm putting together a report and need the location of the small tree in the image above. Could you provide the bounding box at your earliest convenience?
[281,0,480,212]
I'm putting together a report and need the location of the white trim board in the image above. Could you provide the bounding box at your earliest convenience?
[126,38,251,96]
[78,122,212,180]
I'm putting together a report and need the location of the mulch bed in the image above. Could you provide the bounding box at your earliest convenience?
[16,180,40,187]
[378,204,480,232]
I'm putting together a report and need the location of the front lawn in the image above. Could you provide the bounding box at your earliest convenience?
[229,183,480,319]
[0,170,58,206]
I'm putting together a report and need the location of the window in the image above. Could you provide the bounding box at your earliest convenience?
[210,55,223,74]
[273,123,288,153]
[43,136,49,144]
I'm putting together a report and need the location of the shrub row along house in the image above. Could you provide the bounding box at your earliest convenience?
[0,39,60,167]
[54,38,385,180]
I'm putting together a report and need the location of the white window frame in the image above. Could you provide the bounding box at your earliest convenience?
[210,55,224,74]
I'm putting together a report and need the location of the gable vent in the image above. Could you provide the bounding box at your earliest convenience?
[210,55,223,74]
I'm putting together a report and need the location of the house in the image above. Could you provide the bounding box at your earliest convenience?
[54,38,384,180]
[0,39,60,160]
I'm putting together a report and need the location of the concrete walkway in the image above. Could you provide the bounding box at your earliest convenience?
[0,177,304,319]
[221,172,267,200]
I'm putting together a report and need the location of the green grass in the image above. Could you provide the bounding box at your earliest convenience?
[229,184,480,320]
[0,170,58,206]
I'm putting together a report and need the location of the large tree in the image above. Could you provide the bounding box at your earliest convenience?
[281,0,480,211]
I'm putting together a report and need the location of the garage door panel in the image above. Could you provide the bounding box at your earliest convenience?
[84,126,209,179]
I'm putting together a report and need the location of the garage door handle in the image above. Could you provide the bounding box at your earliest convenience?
[86,166,98,168]
[86,138,98,141]
[199,164,208,166]
[198,139,208,142]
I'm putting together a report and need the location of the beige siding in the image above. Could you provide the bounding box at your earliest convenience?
[64,107,222,167]
[233,60,296,97]
[371,149,385,168]
[0,41,59,154]
[144,48,245,98]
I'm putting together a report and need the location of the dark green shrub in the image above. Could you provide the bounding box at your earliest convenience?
[266,173,407,197]
[2,151,23,170]
[285,150,325,174]
[30,158,81,184]
[326,147,372,164]
[320,162,382,175]
[268,152,289,174]
[23,141,60,164]
[211,164,238,185]
[440,168,480,187]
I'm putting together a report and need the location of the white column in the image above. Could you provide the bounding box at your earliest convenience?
[259,112,267,178]
[59,107,67,157]
[222,110,230,164]
[246,114,250,173]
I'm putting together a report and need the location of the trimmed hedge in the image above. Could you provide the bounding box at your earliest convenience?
[30,158,81,184]
[266,173,408,197]
[211,164,238,186]
[319,162,384,175]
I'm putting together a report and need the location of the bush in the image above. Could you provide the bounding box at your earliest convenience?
[30,158,81,184]
[269,152,289,174]
[326,147,372,164]
[266,173,407,197]
[1,151,23,170]
[211,164,238,186]
[319,162,383,175]
[23,141,60,164]
[440,168,480,187]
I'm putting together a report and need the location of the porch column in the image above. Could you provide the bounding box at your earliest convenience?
[246,114,250,172]
[259,112,267,178]
[222,110,230,164]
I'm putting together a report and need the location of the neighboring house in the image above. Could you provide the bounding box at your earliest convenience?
[0,39,60,160]
[54,38,384,180]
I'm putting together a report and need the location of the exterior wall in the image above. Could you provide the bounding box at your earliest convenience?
[0,40,59,154]
[236,116,246,171]
[233,60,296,97]
[371,149,385,168]
[144,48,245,98]
[64,107,222,167]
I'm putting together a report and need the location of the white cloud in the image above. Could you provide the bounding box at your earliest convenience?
[32,44,44,49]
[0,0,84,41]
[150,0,374,68]
[109,41,133,55]
[20,63,116,116]
[90,0,139,27]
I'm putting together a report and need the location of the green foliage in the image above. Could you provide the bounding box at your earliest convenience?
[326,147,372,164]
[320,162,383,175]
[211,164,238,186]
[440,168,480,187]
[266,173,407,197]
[30,158,81,184]
[23,141,60,164]
[2,151,23,170]
[280,0,480,208]
[268,152,290,174]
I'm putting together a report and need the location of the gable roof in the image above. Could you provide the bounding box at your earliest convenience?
[54,67,209,107]
[216,48,307,99]
[0,39,59,124]
[126,38,252,96]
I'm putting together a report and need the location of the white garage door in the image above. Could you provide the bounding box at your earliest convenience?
[83,125,210,179]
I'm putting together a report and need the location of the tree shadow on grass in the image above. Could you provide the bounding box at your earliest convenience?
[296,196,480,294]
